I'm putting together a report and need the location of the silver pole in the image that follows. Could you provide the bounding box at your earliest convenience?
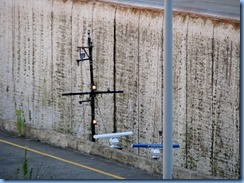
[163,0,173,179]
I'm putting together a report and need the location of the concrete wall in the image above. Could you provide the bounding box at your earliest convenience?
[0,0,240,179]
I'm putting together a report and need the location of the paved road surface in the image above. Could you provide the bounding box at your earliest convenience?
[0,130,161,180]
[100,0,240,20]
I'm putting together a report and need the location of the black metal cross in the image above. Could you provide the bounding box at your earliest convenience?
[62,31,123,142]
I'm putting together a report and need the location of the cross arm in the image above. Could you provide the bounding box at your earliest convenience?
[62,90,123,96]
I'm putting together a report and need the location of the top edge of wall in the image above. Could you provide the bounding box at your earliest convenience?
[70,0,240,25]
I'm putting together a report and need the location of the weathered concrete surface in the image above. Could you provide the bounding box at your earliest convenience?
[0,0,240,179]
[115,5,141,153]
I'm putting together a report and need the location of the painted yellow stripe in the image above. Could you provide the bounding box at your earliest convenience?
[0,139,124,179]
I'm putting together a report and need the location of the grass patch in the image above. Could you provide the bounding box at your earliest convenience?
[16,109,26,136]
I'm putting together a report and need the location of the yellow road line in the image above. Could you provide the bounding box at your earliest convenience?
[0,139,124,179]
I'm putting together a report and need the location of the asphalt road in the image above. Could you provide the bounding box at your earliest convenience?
[100,0,240,19]
[0,130,161,180]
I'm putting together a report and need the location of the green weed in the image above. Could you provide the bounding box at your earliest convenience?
[16,109,26,136]
[16,148,34,179]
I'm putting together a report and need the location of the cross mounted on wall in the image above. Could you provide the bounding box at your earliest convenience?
[62,30,123,142]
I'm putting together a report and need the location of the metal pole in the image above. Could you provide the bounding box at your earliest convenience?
[87,31,96,142]
[88,31,94,86]
[163,0,173,179]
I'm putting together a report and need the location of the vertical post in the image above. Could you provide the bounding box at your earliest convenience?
[88,31,94,86]
[88,31,96,142]
[163,0,173,179]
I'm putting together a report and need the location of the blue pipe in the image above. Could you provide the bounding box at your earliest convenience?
[131,144,180,149]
